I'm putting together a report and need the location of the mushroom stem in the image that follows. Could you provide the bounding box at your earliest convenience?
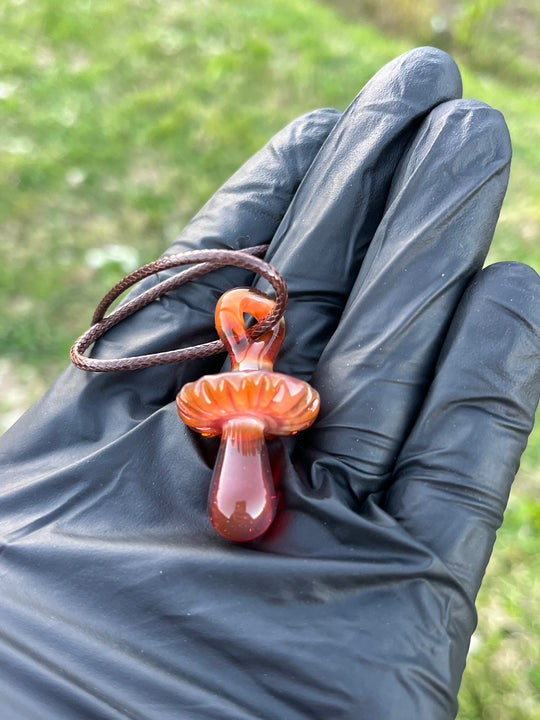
[208,417,277,541]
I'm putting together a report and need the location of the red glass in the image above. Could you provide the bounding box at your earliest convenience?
[177,287,319,541]
[209,417,275,541]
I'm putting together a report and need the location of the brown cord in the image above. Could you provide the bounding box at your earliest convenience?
[70,244,288,372]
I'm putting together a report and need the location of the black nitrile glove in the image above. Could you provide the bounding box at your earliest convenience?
[1,47,539,719]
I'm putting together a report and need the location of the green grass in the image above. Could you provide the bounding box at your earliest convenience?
[0,0,539,716]
[458,474,540,720]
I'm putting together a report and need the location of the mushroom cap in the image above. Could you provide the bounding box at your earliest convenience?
[177,370,320,437]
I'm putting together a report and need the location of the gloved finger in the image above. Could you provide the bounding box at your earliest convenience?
[255,46,463,380]
[300,100,511,502]
[385,262,540,599]
[85,45,461,388]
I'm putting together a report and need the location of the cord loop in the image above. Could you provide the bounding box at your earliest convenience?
[70,244,288,372]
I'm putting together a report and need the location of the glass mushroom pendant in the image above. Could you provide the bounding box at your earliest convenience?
[177,287,320,541]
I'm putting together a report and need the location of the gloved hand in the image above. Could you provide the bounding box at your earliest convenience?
[1,47,539,720]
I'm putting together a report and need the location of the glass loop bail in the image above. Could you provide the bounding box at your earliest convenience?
[215,287,285,372]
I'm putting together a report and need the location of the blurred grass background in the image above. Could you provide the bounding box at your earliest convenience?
[0,0,539,716]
